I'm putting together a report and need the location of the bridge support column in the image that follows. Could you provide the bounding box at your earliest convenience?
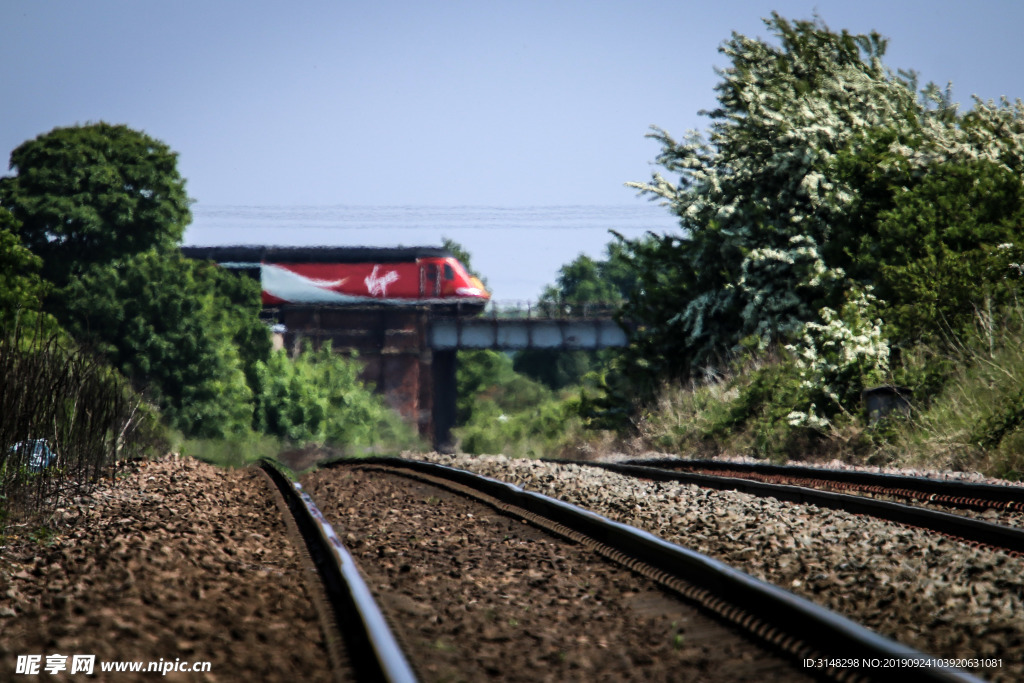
[432,349,457,453]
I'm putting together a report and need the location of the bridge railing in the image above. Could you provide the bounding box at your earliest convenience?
[430,302,629,351]
[473,299,622,320]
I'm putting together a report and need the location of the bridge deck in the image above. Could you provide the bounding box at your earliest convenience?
[429,316,627,350]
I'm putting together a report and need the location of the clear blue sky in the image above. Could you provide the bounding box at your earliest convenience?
[5,0,1022,207]
[4,1,1024,298]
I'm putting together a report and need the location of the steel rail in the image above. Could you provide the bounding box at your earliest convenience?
[548,459,1024,556]
[621,458,1024,510]
[335,457,981,683]
[260,461,418,683]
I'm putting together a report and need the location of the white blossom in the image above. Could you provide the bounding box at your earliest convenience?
[626,15,1024,376]
[784,290,890,429]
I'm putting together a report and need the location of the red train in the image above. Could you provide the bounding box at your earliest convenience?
[181,246,490,309]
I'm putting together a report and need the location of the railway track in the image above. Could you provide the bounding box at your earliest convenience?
[300,457,980,682]
[258,461,416,683]
[549,459,1024,557]
[620,459,1024,514]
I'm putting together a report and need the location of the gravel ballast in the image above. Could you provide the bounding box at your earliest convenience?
[2,452,1019,681]
[302,465,809,682]
[413,453,1023,681]
[0,458,333,682]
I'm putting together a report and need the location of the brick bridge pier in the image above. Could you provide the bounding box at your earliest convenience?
[276,304,627,451]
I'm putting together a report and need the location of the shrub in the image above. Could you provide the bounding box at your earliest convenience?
[252,344,417,452]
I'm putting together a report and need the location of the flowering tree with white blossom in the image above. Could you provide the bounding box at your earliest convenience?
[590,13,1024,432]
[784,289,889,430]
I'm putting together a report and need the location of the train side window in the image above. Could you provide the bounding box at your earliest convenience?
[444,264,455,280]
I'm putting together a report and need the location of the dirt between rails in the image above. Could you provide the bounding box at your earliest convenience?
[0,457,333,682]
[302,465,812,683]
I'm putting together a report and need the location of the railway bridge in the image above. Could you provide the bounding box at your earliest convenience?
[273,304,628,450]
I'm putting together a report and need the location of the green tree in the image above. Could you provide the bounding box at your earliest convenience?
[870,160,1024,345]
[623,15,919,373]
[536,240,639,310]
[0,123,191,286]
[516,241,639,389]
[58,251,262,438]
[594,13,1024,427]
[0,124,287,439]
[457,350,551,425]
[203,261,275,392]
[0,208,49,319]
[454,348,579,456]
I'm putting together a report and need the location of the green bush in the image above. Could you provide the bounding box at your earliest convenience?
[252,344,417,452]
[595,14,1024,429]
[455,392,586,459]
[897,304,1024,474]
[456,350,550,424]
[631,298,1024,476]
[870,160,1024,346]
[453,349,590,458]
[636,352,820,461]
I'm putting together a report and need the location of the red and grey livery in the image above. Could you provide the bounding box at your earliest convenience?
[181,245,490,308]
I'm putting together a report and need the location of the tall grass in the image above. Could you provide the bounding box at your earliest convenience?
[894,304,1024,479]
[0,315,160,533]
[632,302,1024,479]
[178,433,288,469]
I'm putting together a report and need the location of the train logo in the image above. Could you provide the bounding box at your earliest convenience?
[365,265,400,297]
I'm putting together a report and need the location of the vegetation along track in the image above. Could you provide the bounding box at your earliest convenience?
[302,457,978,682]
[562,460,1024,558]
